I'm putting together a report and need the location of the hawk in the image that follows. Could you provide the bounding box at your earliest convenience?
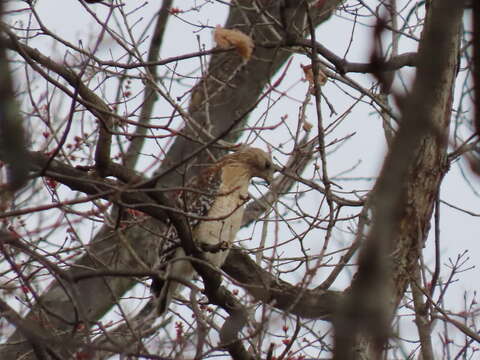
[152,146,276,315]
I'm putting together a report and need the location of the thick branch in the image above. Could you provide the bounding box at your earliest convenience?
[0,1,345,358]
[223,248,341,319]
[294,39,417,74]
[333,1,464,358]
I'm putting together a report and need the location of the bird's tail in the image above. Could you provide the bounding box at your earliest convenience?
[154,278,178,315]
[152,248,194,315]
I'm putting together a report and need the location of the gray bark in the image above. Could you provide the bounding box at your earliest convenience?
[333,1,464,358]
[0,1,344,359]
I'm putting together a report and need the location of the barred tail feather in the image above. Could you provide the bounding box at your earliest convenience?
[155,279,177,315]
[152,248,195,315]
[151,277,172,315]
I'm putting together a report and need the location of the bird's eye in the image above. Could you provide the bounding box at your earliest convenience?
[265,161,271,169]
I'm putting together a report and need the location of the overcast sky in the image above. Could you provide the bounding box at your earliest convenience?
[5,0,479,355]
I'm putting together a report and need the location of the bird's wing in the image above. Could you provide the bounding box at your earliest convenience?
[151,166,222,314]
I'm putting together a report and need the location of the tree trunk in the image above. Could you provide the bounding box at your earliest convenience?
[0,1,343,359]
[333,1,464,358]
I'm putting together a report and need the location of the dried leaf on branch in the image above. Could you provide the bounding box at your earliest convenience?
[214,26,254,61]
[301,64,328,93]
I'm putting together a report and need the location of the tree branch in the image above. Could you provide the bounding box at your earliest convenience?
[333,1,465,358]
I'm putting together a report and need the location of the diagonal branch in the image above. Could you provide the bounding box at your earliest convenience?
[123,0,174,169]
[1,24,112,175]
[0,2,345,358]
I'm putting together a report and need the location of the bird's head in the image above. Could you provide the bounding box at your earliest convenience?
[221,146,277,185]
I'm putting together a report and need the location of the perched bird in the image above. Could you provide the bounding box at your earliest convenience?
[152,146,276,315]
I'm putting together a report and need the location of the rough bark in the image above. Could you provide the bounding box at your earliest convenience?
[4,0,466,358]
[0,1,344,359]
[333,1,464,359]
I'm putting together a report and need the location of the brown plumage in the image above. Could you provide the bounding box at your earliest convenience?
[152,147,275,315]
